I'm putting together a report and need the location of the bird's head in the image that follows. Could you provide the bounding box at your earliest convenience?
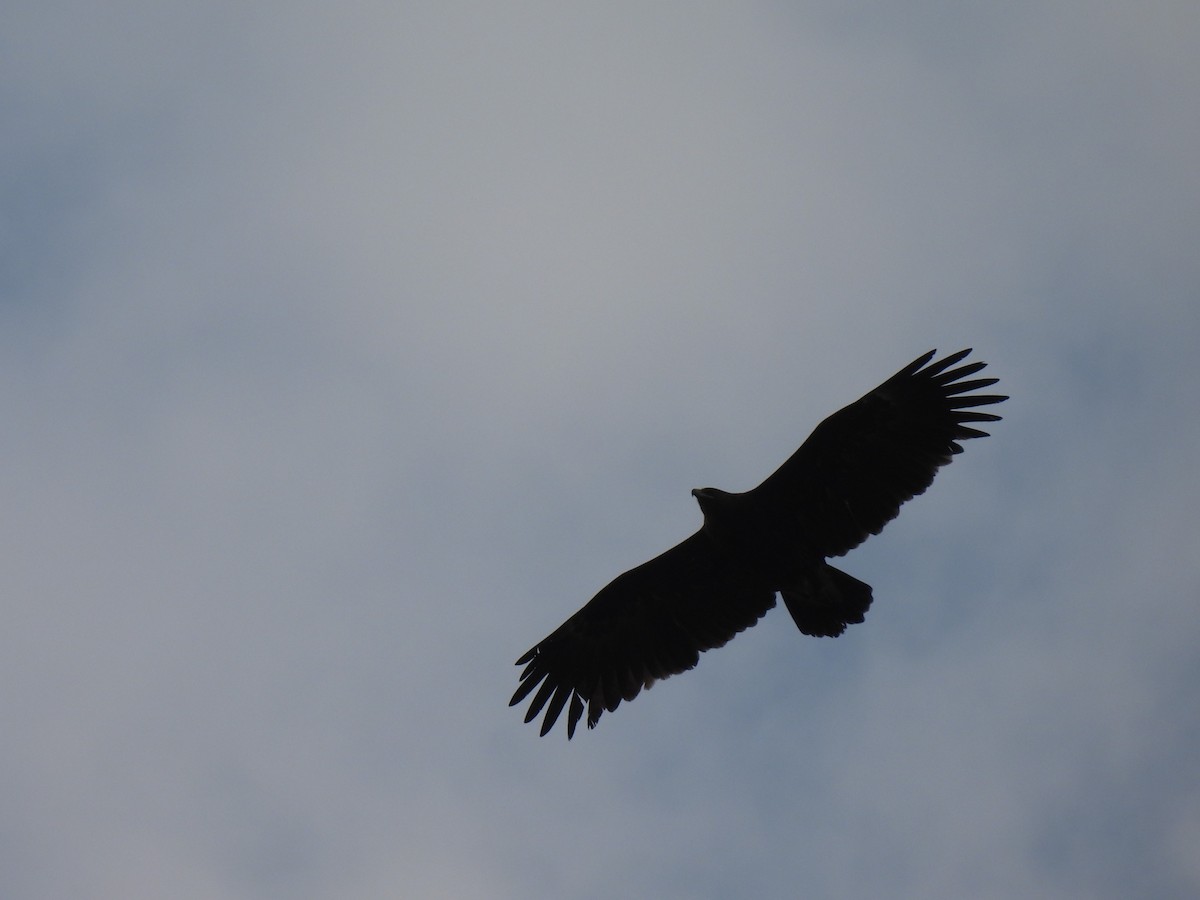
[691,487,727,515]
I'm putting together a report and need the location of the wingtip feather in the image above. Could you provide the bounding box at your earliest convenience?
[920,348,972,377]
[514,646,537,666]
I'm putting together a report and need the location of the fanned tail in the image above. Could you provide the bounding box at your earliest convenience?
[780,563,873,637]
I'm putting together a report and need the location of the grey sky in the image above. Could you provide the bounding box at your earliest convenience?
[3,2,1198,898]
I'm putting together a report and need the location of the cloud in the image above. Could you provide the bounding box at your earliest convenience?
[2,1,1197,897]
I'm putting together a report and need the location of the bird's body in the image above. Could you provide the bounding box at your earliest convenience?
[511,349,1006,737]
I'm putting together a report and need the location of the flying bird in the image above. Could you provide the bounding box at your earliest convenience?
[511,349,1006,738]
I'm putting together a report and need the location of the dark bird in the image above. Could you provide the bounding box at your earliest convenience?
[511,349,1006,738]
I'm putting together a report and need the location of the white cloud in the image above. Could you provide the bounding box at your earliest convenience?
[2,1,1197,898]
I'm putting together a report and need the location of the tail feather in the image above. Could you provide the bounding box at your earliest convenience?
[780,564,873,637]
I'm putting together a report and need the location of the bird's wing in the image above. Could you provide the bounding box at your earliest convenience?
[510,531,776,738]
[751,349,1006,558]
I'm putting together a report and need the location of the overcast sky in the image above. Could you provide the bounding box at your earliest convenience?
[3,2,1199,898]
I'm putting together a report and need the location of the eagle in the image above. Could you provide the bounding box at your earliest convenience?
[511,349,1006,738]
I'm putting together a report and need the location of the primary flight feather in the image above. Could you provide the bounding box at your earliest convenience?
[511,349,1006,738]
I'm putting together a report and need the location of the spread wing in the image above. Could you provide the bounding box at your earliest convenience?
[752,348,1006,558]
[509,531,776,738]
